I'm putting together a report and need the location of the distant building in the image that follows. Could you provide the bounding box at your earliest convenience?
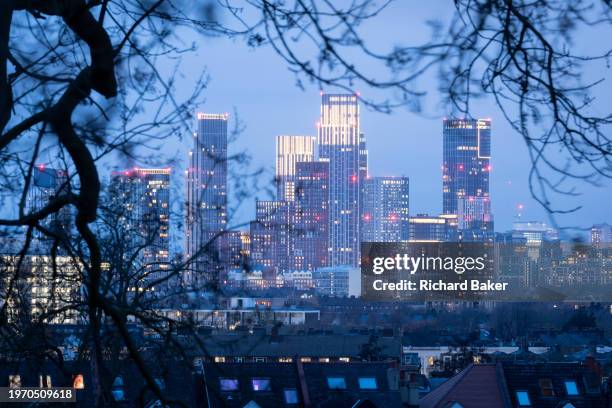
[278,270,314,290]
[110,167,171,286]
[1,255,81,324]
[249,201,291,279]
[443,119,493,236]
[591,223,612,244]
[512,221,559,244]
[408,214,449,242]
[362,176,409,242]
[318,93,361,267]
[275,135,315,202]
[28,165,71,242]
[512,221,558,262]
[185,113,228,281]
[312,266,360,297]
[457,196,493,238]
[292,160,329,271]
[494,232,532,288]
[219,230,250,273]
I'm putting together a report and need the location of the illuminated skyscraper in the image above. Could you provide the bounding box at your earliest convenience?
[275,135,315,202]
[110,167,171,283]
[186,113,228,266]
[362,176,409,242]
[292,160,329,270]
[318,93,361,266]
[249,200,291,279]
[442,118,493,237]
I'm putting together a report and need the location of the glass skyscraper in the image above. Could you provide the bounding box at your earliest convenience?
[318,93,361,266]
[185,113,228,270]
[110,167,171,284]
[442,118,493,236]
[293,160,329,270]
[275,135,315,202]
[362,176,409,242]
[249,200,291,279]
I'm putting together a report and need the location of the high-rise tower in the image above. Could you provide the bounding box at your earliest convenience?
[292,160,329,270]
[442,118,493,237]
[186,113,228,266]
[110,167,171,284]
[318,93,361,266]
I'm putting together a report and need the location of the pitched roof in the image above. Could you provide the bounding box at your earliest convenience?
[420,361,608,408]
[420,364,508,408]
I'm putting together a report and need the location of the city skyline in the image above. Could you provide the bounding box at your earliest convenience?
[159,1,610,234]
[94,93,607,272]
[89,95,609,252]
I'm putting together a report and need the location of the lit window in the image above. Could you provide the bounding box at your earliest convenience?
[516,390,531,406]
[214,356,226,363]
[252,378,271,391]
[39,374,52,388]
[327,377,346,390]
[284,388,299,404]
[539,378,554,396]
[73,374,85,389]
[339,357,350,362]
[358,377,377,390]
[565,380,579,396]
[111,376,125,401]
[9,375,21,389]
[220,378,239,391]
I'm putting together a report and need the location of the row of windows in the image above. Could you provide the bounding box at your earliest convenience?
[8,374,85,390]
[516,380,581,406]
[218,376,378,393]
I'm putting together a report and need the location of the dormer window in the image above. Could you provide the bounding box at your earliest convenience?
[284,388,299,404]
[220,378,239,391]
[564,380,579,396]
[516,390,531,406]
[358,377,378,390]
[327,377,346,390]
[539,378,554,396]
[251,378,271,392]
[111,376,125,401]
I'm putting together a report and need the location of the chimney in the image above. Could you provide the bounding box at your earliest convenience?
[584,352,602,376]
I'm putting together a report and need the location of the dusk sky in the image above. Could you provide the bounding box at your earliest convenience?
[148,1,611,236]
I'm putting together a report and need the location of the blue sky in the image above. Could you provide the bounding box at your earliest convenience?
[153,1,611,236]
